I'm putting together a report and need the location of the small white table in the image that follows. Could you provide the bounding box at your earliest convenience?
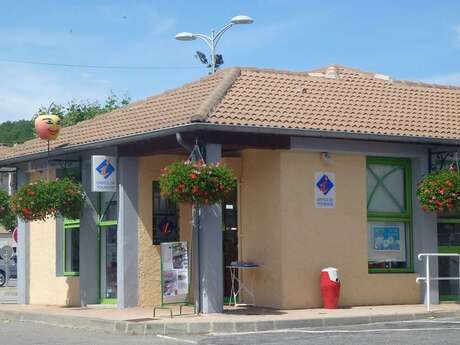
[226,263,259,306]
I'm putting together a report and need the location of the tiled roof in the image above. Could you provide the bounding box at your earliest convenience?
[1,65,460,163]
[0,70,227,162]
[209,66,460,139]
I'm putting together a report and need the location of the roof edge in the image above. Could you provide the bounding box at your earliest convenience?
[191,67,241,122]
[2,123,459,166]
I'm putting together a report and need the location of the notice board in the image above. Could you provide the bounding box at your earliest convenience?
[160,241,190,304]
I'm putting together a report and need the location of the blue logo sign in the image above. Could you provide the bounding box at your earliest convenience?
[316,174,334,195]
[96,159,114,179]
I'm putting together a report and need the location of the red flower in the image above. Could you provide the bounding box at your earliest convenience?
[190,173,197,180]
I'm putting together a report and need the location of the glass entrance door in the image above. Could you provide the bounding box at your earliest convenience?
[223,190,238,302]
[100,226,117,302]
[437,221,460,301]
[98,191,118,304]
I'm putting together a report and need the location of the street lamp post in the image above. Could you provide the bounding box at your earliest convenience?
[175,15,254,74]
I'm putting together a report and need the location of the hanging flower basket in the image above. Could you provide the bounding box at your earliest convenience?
[0,190,16,231]
[55,178,87,220]
[159,160,237,205]
[11,178,85,221]
[416,169,460,213]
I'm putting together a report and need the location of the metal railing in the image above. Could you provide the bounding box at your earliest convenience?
[416,253,460,311]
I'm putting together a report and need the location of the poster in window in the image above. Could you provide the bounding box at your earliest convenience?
[160,241,189,304]
[368,223,406,262]
[154,216,179,244]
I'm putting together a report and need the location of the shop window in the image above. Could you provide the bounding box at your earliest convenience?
[99,192,118,223]
[56,162,81,183]
[57,162,81,276]
[63,220,80,276]
[367,157,412,272]
[152,181,179,245]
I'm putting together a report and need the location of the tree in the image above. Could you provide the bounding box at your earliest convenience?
[1,93,130,146]
[37,92,130,127]
[0,120,35,146]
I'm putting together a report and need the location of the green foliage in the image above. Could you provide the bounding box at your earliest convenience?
[0,120,35,145]
[1,93,130,146]
[56,178,86,220]
[11,178,85,221]
[36,92,131,127]
[0,190,16,231]
[416,168,460,212]
[159,160,237,205]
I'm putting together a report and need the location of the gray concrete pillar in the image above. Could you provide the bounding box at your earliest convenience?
[412,155,438,304]
[16,168,29,304]
[199,143,224,314]
[117,157,139,308]
[55,217,64,276]
[79,156,99,306]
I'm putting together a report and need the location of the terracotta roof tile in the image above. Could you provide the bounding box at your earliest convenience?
[2,65,460,163]
[209,66,460,140]
[0,69,228,161]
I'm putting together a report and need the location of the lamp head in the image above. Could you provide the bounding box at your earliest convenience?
[230,15,254,25]
[175,32,196,41]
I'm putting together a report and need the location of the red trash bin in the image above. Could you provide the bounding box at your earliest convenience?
[320,267,340,309]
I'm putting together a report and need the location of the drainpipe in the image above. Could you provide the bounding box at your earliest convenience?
[175,133,192,153]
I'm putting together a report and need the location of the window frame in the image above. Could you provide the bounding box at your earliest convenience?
[58,162,82,277]
[96,191,118,305]
[152,181,180,245]
[63,219,80,276]
[367,156,413,273]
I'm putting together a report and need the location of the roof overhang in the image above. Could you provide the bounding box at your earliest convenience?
[1,123,459,166]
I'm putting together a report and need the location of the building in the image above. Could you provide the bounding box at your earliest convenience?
[0,65,459,312]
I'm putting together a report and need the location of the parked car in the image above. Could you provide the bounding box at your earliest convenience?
[0,255,17,287]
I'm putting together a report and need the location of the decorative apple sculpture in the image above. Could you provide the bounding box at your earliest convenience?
[34,114,61,141]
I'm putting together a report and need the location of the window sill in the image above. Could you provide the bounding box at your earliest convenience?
[368,268,414,274]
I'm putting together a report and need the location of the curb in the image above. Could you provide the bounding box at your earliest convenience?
[0,309,458,336]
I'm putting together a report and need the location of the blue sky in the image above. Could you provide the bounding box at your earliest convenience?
[1,0,460,122]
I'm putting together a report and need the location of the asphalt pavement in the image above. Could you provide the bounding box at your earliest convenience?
[1,317,460,344]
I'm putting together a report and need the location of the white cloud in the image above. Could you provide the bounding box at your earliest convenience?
[0,64,112,122]
[421,73,460,86]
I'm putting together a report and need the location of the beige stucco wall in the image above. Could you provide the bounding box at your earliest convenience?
[137,155,242,308]
[239,150,283,308]
[28,171,80,306]
[28,217,80,305]
[138,155,191,308]
[240,149,420,309]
